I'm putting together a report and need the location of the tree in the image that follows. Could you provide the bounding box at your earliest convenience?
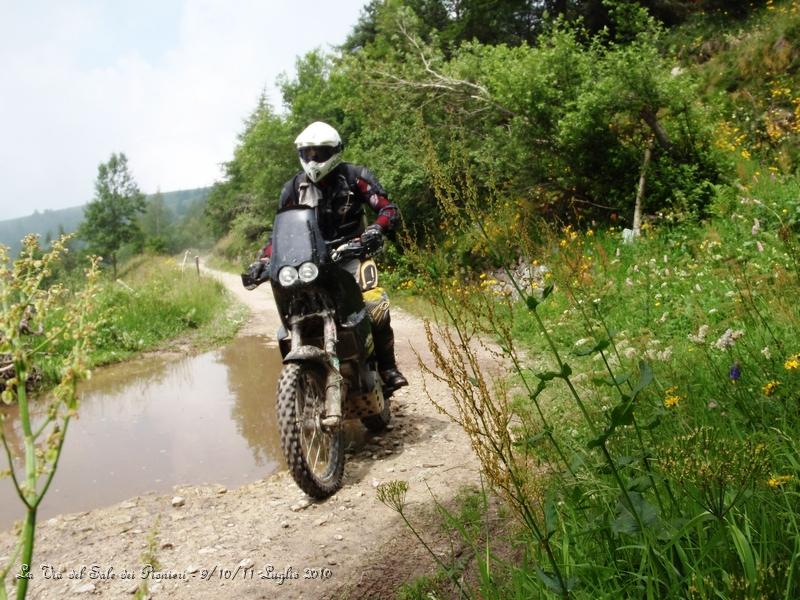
[139,190,175,253]
[79,153,145,277]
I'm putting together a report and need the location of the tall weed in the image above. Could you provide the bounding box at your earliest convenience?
[397,152,800,598]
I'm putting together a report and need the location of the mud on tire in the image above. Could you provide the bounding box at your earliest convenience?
[276,362,344,498]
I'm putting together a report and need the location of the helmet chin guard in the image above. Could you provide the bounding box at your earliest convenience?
[295,121,343,183]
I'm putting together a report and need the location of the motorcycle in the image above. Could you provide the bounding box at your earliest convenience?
[241,205,391,499]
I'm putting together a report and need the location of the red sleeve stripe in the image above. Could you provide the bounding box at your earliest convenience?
[356,178,371,194]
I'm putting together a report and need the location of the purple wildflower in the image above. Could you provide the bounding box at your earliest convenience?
[729,362,741,382]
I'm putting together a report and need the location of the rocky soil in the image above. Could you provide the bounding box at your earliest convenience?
[0,266,482,599]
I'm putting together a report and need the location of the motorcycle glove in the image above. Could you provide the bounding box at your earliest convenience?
[360,225,384,255]
[243,259,269,290]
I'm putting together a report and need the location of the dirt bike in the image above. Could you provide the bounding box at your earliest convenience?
[241,205,391,499]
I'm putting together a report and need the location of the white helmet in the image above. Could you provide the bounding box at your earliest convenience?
[294,121,343,183]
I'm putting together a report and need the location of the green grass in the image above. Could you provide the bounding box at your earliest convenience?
[37,255,245,382]
[91,256,244,363]
[204,252,245,274]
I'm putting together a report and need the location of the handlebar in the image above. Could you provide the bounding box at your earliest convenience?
[330,239,368,263]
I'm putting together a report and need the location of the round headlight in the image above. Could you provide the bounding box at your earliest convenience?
[298,262,319,283]
[278,266,298,287]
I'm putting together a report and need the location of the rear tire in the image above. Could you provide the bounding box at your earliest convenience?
[276,362,344,498]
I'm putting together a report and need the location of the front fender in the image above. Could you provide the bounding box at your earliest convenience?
[283,345,331,366]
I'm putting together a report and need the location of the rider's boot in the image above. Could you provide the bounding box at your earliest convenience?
[373,319,408,393]
[364,289,408,393]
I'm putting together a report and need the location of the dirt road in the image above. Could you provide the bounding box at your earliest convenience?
[0,267,481,599]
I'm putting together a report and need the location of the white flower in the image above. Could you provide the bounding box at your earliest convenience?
[695,284,702,292]
[752,218,761,235]
[761,346,771,359]
[574,338,591,348]
[713,328,745,350]
[757,241,764,252]
[625,277,634,287]
[657,347,673,362]
[725,291,736,298]
[688,325,709,344]
[623,347,638,360]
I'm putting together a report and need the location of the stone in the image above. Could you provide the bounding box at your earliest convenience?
[334,534,344,541]
[198,547,216,555]
[160,542,174,550]
[126,582,140,594]
[171,496,185,508]
[280,521,290,529]
[187,565,200,574]
[113,515,133,525]
[120,501,137,509]
[74,583,96,594]
[239,558,255,569]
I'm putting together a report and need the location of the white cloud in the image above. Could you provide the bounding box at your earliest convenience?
[0,0,366,219]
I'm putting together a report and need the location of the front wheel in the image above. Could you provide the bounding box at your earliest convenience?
[276,362,344,498]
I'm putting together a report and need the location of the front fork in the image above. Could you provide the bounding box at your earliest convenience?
[289,311,344,430]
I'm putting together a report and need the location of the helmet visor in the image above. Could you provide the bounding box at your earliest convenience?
[299,146,338,163]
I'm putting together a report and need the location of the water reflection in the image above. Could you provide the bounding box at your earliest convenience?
[0,336,283,529]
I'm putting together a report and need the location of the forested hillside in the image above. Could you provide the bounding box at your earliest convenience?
[0,187,210,255]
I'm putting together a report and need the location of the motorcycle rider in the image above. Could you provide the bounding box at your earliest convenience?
[246,121,409,393]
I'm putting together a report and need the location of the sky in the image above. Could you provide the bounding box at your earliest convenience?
[0,0,367,221]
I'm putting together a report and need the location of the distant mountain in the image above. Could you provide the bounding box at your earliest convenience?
[0,187,210,255]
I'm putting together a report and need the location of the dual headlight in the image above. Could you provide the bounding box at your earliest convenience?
[278,262,319,287]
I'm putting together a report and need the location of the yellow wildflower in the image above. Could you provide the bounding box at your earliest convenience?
[767,475,793,488]
[763,380,781,396]
[785,353,800,370]
[663,386,682,408]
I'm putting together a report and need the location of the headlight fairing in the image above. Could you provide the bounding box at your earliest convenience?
[298,262,319,283]
[278,266,299,287]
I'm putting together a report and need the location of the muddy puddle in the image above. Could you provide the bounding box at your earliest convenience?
[0,335,288,529]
